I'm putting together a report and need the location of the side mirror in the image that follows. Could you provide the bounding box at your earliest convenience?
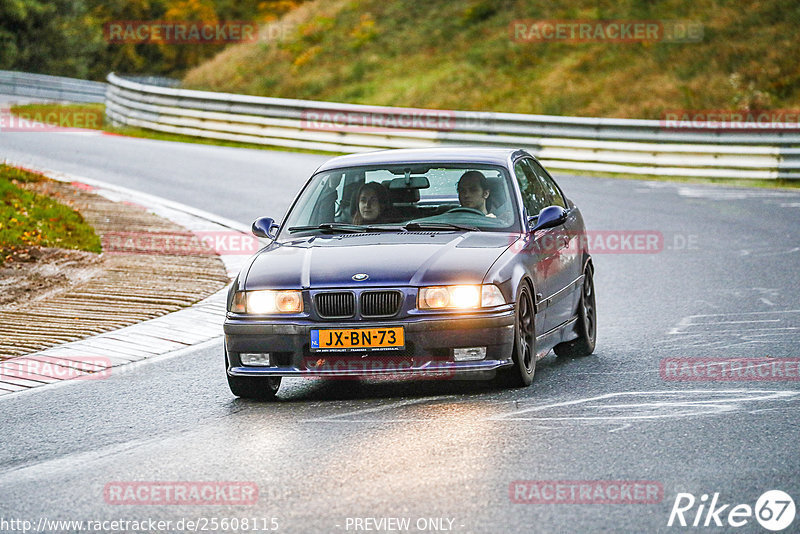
[252,217,279,239]
[530,206,568,232]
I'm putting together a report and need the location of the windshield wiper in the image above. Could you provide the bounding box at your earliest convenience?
[363,224,406,232]
[403,222,478,232]
[287,223,407,234]
[287,223,368,234]
[289,222,479,234]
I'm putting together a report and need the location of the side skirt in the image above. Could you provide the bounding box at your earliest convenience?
[534,316,579,359]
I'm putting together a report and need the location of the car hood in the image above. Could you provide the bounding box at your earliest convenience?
[244,232,517,289]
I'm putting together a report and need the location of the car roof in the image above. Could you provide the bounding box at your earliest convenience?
[314,147,531,173]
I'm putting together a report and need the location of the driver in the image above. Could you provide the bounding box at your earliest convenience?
[457,171,495,217]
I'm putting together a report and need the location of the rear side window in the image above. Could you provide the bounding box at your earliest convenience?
[513,160,549,218]
[528,159,566,208]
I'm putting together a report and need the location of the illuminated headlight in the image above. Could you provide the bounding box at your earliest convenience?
[229,290,303,314]
[418,284,505,310]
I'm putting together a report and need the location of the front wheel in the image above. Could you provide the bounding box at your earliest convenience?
[554,265,596,358]
[496,283,536,388]
[225,350,281,400]
[227,374,281,400]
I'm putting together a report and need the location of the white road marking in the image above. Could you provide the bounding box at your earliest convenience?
[297,390,800,425]
[662,310,800,350]
[667,310,800,340]
[491,390,800,421]
[491,390,799,421]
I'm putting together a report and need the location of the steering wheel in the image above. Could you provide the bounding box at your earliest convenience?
[445,207,486,216]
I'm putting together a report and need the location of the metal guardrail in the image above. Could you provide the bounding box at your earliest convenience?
[0,70,106,103]
[104,72,800,179]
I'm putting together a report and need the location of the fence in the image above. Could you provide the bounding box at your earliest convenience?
[0,71,106,103]
[105,74,800,180]
[7,70,798,179]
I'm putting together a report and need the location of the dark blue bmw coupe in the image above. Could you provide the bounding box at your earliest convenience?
[224,148,595,399]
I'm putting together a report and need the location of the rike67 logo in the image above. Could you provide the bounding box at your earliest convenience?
[668,490,795,531]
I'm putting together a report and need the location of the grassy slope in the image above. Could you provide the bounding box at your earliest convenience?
[0,165,102,263]
[182,0,800,119]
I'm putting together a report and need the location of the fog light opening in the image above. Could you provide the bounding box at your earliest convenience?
[241,353,271,366]
[453,347,486,362]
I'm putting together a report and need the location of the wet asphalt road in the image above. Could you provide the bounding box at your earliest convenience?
[1,119,800,533]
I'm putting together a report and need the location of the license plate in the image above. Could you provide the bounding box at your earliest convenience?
[310,327,405,352]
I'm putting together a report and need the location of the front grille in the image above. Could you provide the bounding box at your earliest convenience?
[361,291,402,317]
[315,292,355,318]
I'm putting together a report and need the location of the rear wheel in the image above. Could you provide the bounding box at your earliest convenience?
[225,348,281,400]
[497,283,536,388]
[554,265,596,358]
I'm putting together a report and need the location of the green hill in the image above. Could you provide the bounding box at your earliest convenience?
[182,0,800,119]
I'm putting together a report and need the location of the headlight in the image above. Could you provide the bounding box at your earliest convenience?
[418,284,505,310]
[229,290,303,314]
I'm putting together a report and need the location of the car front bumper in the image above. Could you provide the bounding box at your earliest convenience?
[224,310,515,378]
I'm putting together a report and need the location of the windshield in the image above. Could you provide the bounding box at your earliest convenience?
[281,163,520,236]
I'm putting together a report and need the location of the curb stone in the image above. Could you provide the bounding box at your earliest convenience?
[0,160,263,396]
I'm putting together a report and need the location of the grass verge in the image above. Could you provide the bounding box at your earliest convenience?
[0,165,102,265]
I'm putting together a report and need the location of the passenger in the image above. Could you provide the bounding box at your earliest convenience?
[457,171,496,217]
[352,182,395,224]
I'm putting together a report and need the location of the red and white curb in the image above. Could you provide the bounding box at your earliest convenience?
[0,161,261,395]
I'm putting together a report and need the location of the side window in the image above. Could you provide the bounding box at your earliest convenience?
[514,160,549,217]
[528,160,566,208]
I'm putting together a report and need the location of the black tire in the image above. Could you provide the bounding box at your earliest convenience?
[225,350,281,400]
[554,265,596,358]
[497,282,536,388]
